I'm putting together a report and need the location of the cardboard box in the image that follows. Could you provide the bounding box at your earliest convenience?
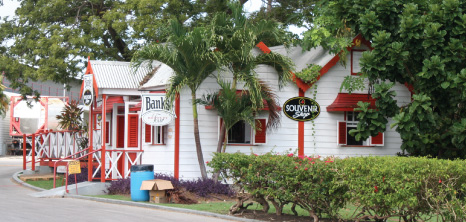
[140,179,174,203]
[150,195,168,203]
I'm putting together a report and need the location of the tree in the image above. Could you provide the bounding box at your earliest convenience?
[304,0,466,158]
[197,78,281,153]
[209,2,294,155]
[132,20,222,180]
[0,0,199,99]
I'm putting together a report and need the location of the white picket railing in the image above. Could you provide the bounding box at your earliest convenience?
[22,130,143,181]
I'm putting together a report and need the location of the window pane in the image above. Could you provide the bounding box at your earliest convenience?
[347,127,363,145]
[228,121,247,144]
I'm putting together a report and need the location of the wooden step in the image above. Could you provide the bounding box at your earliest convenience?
[19,173,56,181]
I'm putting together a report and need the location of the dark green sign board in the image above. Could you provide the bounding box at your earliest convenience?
[283,97,320,121]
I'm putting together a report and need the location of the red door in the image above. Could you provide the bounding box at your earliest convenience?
[117,114,139,177]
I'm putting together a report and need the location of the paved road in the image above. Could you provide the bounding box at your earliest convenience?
[0,156,239,222]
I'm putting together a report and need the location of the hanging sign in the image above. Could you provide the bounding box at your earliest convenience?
[140,94,175,126]
[82,74,94,107]
[283,97,320,121]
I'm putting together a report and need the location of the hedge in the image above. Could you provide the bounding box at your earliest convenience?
[208,152,466,221]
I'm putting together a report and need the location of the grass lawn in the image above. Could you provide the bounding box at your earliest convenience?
[24,177,65,190]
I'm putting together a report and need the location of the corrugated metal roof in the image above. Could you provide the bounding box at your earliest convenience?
[139,63,175,90]
[90,60,153,89]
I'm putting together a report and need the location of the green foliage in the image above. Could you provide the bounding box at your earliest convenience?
[339,75,366,93]
[294,64,321,84]
[306,0,466,158]
[56,100,84,131]
[210,153,466,221]
[340,156,466,221]
[350,82,398,141]
[209,152,347,219]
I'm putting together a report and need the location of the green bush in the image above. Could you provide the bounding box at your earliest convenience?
[209,153,466,221]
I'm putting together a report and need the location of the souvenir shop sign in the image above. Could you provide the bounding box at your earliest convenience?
[283,97,320,121]
[140,94,175,126]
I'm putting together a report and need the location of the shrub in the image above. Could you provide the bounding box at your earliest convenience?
[209,153,466,221]
[183,178,234,197]
[107,178,130,195]
[106,172,236,198]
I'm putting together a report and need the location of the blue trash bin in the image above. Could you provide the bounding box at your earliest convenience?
[130,164,154,201]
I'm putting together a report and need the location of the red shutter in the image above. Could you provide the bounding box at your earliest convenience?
[128,114,139,147]
[371,132,384,146]
[254,119,267,144]
[145,124,151,143]
[116,116,125,148]
[338,121,347,145]
[105,121,110,144]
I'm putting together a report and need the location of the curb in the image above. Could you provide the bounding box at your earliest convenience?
[12,171,47,192]
[12,171,260,222]
[67,194,260,222]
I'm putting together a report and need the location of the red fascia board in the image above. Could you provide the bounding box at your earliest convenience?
[255,34,373,93]
[327,93,376,112]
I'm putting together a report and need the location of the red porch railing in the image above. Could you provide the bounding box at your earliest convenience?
[21,130,144,185]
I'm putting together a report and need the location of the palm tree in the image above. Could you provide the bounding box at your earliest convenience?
[132,20,221,180]
[208,2,294,154]
[197,78,281,153]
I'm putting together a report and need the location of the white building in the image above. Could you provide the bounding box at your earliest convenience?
[83,35,411,180]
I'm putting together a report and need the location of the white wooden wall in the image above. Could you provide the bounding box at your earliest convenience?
[141,48,412,180]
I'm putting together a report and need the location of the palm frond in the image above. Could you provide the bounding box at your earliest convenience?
[255,52,294,88]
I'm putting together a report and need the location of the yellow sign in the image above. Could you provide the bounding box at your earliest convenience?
[68,161,81,175]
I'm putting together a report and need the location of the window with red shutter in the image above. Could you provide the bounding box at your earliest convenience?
[152,126,165,145]
[127,114,139,147]
[219,118,265,145]
[338,112,385,146]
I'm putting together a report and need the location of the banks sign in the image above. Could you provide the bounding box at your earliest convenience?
[140,94,175,126]
[283,97,320,121]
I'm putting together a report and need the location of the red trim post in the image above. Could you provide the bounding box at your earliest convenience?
[174,94,180,179]
[22,134,26,170]
[31,135,35,171]
[88,101,93,181]
[101,94,107,182]
[298,89,305,156]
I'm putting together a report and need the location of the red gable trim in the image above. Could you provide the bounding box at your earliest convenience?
[327,93,376,112]
[79,57,99,99]
[255,34,372,93]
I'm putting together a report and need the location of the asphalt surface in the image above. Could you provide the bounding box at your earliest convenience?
[0,156,255,222]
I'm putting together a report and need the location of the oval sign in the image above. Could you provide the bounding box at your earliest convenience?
[83,89,93,107]
[283,97,320,121]
[141,110,174,126]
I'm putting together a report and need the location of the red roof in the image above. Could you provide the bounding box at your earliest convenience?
[326,93,376,112]
[129,102,142,112]
[94,96,124,113]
